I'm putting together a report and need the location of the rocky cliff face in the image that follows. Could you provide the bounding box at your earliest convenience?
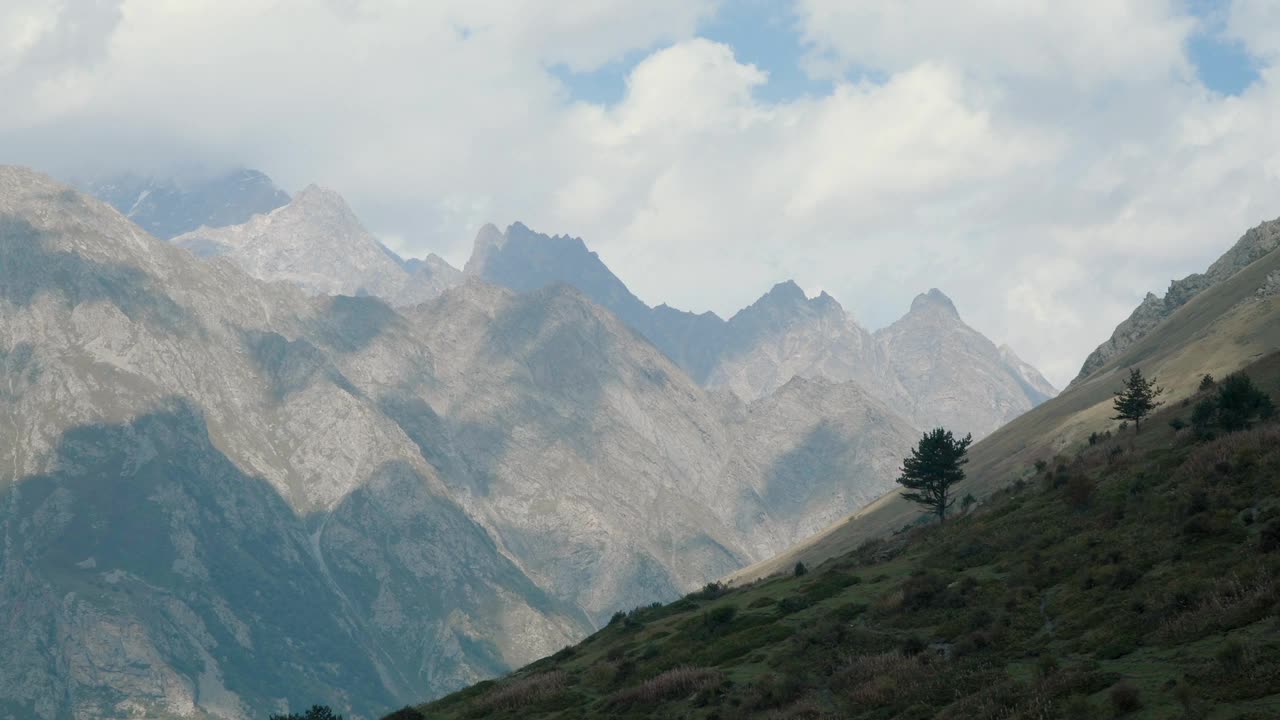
[464,224,1056,439]
[0,168,916,719]
[1073,217,1280,384]
[83,168,291,240]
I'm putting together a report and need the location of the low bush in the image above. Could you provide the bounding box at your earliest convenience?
[1108,681,1142,715]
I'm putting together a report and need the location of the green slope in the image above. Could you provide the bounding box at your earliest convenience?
[733,239,1280,582]
[388,355,1280,719]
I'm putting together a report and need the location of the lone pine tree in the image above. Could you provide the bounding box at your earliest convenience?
[896,428,973,522]
[1113,367,1164,432]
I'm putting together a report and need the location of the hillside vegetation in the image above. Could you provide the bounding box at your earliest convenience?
[390,355,1280,719]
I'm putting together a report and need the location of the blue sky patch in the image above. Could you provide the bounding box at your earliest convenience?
[1186,0,1261,95]
[551,0,1263,106]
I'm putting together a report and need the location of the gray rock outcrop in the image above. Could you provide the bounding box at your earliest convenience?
[1073,217,1280,384]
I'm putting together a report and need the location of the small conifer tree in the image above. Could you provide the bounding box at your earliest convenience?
[1112,368,1164,432]
[896,428,973,522]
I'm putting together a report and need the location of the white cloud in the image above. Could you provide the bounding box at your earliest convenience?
[796,0,1195,87]
[1,0,1278,387]
[1228,0,1280,60]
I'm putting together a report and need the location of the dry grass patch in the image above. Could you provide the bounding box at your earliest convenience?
[606,666,723,708]
[1155,571,1277,643]
[471,670,568,714]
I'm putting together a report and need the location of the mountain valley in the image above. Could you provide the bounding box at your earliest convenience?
[0,166,1038,719]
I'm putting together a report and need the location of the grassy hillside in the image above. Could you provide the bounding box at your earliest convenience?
[733,244,1280,581]
[388,356,1280,719]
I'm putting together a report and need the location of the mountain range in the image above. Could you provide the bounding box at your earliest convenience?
[166,182,1055,440]
[0,165,1056,718]
[0,167,916,719]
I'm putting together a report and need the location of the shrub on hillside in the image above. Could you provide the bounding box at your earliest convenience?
[777,595,812,615]
[703,604,738,630]
[270,706,343,720]
[689,582,727,601]
[1109,682,1142,714]
[1064,474,1095,509]
[1215,373,1275,432]
[1261,520,1280,553]
[1192,397,1217,438]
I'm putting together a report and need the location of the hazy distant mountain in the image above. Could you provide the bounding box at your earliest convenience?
[464,222,730,381]
[1072,217,1280,385]
[172,185,461,304]
[162,201,1053,440]
[874,289,1058,438]
[999,343,1059,404]
[84,168,290,239]
[466,222,1056,439]
[702,280,890,402]
[0,167,915,719]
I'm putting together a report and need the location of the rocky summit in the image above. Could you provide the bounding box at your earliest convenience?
[171,184,462,304]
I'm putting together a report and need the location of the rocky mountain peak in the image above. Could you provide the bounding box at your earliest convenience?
[908,288,960,317]
[763,279,807,304]
[169,184,463,302]
[281,184,361,225]
[466,222,505,267]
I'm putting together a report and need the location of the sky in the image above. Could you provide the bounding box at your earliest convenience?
[2,0,1278,388]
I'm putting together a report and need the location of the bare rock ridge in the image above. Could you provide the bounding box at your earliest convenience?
[1073,216,1280,385]
[875,288,1055,438]
[171,183,461,304]
[0,166,918,719]
[466,222,1057,439]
